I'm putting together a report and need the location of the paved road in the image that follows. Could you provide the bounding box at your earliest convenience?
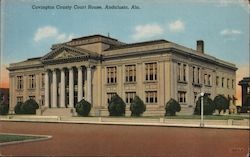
[0,121,249,157]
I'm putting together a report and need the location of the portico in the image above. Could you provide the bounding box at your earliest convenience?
[44,65,92,108]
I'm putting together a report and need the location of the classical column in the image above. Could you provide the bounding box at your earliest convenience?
[69,67,74,108]
[87,66,92,103]
[45,70,49,107]
[77,66,83,102]
[52,69,57,108]
[60,68,65,108]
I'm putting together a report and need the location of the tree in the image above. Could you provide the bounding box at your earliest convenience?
[14,102,23,114]
[75,99,92,116]
[108,94,126,116]
[213,95,229,114]
[130,95,146,116]
[0,102,9,115]
[194,94,215,115]
[21,99,39,114]
[165,98,181,116]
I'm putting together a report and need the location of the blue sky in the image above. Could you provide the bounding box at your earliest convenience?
[1,0,249,104]
[1,0,249,67]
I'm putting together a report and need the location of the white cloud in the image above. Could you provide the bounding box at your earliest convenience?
[55,33,75,42]
[220,29,242,36]
[169,20,185,32]
[34,26,58,42]
[132,24,164,41]
[34,26,75,43]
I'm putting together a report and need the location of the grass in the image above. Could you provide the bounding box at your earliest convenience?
[0,134,44,143]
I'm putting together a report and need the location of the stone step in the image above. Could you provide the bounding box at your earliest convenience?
[37,108,75,116]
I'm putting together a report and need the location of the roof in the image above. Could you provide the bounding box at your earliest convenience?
[71,34,119,42]
[27,57,42,61]
[239,77,250,85]
[106,39,169,51]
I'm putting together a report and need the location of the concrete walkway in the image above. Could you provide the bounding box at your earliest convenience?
[0,115,249,130]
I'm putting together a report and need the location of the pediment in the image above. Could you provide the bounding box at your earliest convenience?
[41,45,91,61]
[54,49,80,59]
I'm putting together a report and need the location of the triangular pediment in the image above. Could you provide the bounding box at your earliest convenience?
[41,45,93,61]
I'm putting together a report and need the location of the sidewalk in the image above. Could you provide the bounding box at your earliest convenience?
[0,115,249,130]
[0,115,250,129]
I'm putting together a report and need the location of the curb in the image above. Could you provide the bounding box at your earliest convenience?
[0,133,52,146]
[0,118,249,130]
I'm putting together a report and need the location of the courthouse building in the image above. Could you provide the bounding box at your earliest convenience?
[7,34,237,116]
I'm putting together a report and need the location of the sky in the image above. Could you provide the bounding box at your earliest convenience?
[0,0,249,105]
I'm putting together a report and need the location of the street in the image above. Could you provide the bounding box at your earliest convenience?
[0,121,249,157]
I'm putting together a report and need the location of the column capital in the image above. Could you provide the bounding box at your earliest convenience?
[60,67,66,71]
[77,66,83,70]
[68,66,74,70]
[51,68,59,72]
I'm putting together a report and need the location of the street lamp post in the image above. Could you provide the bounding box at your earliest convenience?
[200,92,205,127]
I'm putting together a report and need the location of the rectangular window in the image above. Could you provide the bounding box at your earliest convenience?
[107,67,117,84]
[227,78,230,88]
[247,87,250,94]
[41,73,45,88]
[107,92,116,104]
[17,96,23,103]
[192,67,195,83]
[222,77,224,87]
[232,79,234,89]
[145,62,157,81]
[178,91,186,103]
[125,92,136,104]
[145,91,157,104]
[183,64,186,82]
[194,92,197,104]
[197,68,200,84]
[16,76,23,90]
[177,63,181,81]
[28,74,36,89]
[41,95,45,106]
[125,65,136,82]
[208,75,211,86]
[216,76,219,86]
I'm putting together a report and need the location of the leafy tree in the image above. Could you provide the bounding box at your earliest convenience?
[0,102,9,115]
[130,95,146,116]
[165,98,181,116]
[21,99,39,114]
[108,94,126,116]
[14,102,23,114]
[194,94,215,115]
[213,95,229,114]
[75,99,92,116]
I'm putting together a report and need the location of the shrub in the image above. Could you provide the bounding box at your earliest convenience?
[194,94,215,115]
[108,94,126,116]
[0,102,9,115]
[130,95,146,116]
[213,95,229,114]
[165,98,181,116]
[14,102,23,114]
[75,99,92,116]
[21,99,39,114]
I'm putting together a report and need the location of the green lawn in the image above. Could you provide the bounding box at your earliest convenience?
[0,134,44,143]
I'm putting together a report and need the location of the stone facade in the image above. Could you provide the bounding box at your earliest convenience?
[7,35,237,116]
[238,77,250,112]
